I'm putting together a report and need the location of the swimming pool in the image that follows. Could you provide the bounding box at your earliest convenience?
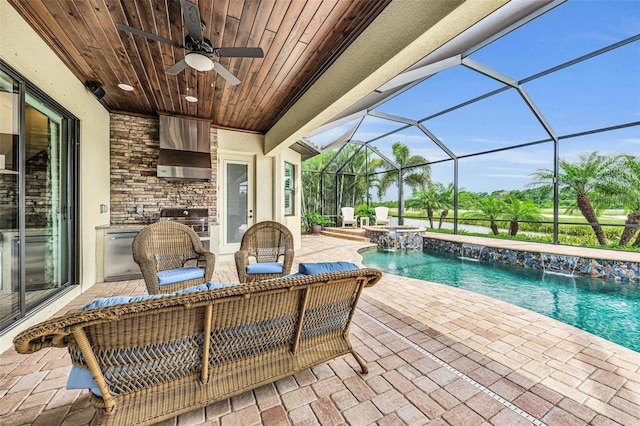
[361,249,640,353]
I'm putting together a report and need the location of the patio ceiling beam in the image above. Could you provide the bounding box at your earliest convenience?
[319,116,364,151]
[461,0,567,57]
[367,110,418,126]
[375,55,462,93]
[416,123,456,161]
[304,0,556,139]
[520,33,640,85]
[461,58,518,87]
[516,88,558,142]
[367,145,399,171]
[264,0,513,156]
[306,109,368,139]
[362,123,413,145]
[335,144,366,175]
[320,143,349,174]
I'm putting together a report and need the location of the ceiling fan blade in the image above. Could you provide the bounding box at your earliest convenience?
[215,47,264,58]
[212,62,241,86]
[166,59,188,75]
[116,23,181,48]
[180,0,204,42]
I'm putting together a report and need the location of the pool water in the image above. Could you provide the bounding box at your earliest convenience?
[362,249,640,353]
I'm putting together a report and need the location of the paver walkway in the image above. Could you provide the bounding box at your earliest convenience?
[0,235,638,425]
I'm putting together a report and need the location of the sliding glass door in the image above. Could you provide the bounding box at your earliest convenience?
[0,63,78,329]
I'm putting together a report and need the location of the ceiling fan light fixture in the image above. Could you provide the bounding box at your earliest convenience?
[184,52,214,71]
[185,95,198,103]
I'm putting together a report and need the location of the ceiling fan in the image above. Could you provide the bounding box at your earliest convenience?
[116,0,263,85]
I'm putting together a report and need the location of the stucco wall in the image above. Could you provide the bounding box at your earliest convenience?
[0,0,110,351]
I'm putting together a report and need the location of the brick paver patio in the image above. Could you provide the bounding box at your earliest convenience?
[0,235,638,425]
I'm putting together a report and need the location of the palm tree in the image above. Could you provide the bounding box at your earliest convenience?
[469,194,506,235]
[406,185,441,228]
[437,183,454,229]
[599,155,640,246]
[530,151,618,246]
[336,144,370,208]
[377,142,431,197]
[302,151,334,214]
[503,194,542,237]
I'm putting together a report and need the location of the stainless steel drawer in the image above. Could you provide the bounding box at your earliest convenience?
[104,231,142,281]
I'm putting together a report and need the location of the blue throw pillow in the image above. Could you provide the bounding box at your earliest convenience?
[246,262,283,275]
[298,262,359,275]
[157,266,205,285]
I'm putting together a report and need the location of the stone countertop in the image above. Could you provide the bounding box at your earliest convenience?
[95,224,146,230]
[96,222,220,230]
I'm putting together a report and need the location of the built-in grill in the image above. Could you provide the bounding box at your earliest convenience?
[159,208,210,237]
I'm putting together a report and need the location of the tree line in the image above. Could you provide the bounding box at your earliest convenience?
[303,143,640,248]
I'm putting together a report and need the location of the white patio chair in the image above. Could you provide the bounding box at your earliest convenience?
[341,207,358,227]
[375,206,390,226]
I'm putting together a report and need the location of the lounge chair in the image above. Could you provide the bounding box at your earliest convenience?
[375,206,390,226]
[341,207,358,227]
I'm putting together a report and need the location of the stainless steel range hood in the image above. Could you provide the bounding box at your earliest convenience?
[158,115,212,180]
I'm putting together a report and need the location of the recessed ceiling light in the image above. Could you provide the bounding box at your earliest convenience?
[185,96,198,103]
[117,83,134,91]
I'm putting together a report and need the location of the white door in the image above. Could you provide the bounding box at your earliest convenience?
[221,156,254,254]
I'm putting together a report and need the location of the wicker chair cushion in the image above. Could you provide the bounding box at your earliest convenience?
[157,266,205,286]
[67,365,102,395]
[246,262,283,275]
[298,262,359,275]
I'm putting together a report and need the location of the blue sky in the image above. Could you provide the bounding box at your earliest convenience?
[307,0,640,198]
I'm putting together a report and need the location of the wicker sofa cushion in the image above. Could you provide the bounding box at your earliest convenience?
[68,282,239,393]
[157,266,205,286]
[298,261,359,275]
[246,262,283,275]
[79,294,168,311]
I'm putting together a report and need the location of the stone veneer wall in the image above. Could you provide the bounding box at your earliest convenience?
[110,113,217,224]
[423,237,640,283]
[365,228,424,250]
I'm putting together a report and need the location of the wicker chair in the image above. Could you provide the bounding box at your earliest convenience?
[132,221,215,294]
[235,221,294,283]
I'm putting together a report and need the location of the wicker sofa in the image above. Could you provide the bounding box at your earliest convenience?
[13,267,382,426]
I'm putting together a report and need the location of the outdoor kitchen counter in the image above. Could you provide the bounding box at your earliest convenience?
[95,225,144,283]
[95,224,149,230]
[94,223,219,283]
[95,223,221,229]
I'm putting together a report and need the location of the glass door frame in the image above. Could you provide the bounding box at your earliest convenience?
[0,60,79,331]
[219,153,254,256]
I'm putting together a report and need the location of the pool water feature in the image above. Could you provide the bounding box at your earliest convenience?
[361,249,640,353]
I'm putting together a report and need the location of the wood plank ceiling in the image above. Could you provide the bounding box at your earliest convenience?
[8,0,390,133]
